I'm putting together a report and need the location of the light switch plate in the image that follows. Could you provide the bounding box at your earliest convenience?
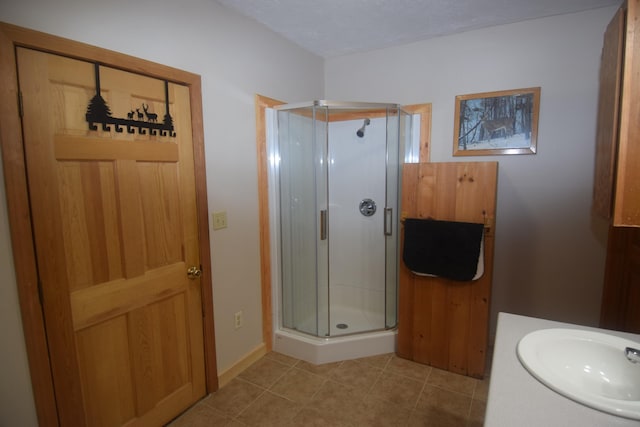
[212,211,228,230]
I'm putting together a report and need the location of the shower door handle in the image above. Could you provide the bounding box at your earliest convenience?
[384,207,393,236]
[320,209,327,240]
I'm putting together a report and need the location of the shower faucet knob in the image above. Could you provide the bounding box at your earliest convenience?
[359,199,377,216]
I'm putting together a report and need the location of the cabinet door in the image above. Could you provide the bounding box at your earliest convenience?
[593,7,624,219]
[615,0,640,226]
[600,226,640,333]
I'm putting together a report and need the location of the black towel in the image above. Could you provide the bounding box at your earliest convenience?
[403,218,484,281]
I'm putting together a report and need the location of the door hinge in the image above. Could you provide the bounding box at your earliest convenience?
[18,91,23,117]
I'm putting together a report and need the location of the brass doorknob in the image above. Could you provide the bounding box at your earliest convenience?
[187,266,202,279]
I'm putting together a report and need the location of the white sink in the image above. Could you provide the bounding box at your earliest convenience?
[517,328,640,420]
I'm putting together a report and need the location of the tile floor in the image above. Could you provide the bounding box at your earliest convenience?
[168,351,491,426]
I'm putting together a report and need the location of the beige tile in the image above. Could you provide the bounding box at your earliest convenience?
[269,367,325,403]
[327,359,382,393]
[407,407,468,427]
[468,398,487,427]
[289,407,353,427]
[236,391,302,426]
[351,397,413,426]
[415,384,472,422]
[407,410,431,427]
[167,401,233,427]
[427,367,478,396]
[356,352,393,369]
[202,378,264,417]
[385,355,431,382]
[174,352,487,426]
[308,378,364,415]
[366,371,425,410]
[238,357,291,388]
[473,376,490,402]
[265,351,299,367]
[295,359,342,377]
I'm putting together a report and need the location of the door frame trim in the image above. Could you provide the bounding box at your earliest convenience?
[255,94,285,350]
[0,22,217,426]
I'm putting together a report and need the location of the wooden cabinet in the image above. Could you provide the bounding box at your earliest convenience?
[593,0,640,226]
[597,1,640,333]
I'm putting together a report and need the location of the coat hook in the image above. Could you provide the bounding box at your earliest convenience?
[483,210,492,233]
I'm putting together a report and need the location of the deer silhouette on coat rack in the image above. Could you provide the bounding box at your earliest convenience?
[142,103,158,123]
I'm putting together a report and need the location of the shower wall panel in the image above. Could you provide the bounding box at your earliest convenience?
[328,118,387,332]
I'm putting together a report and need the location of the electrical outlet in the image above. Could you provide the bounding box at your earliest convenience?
[234,311,243,329]
[212,211,228,230]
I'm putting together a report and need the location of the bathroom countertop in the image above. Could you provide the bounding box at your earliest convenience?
[485,312,640,427]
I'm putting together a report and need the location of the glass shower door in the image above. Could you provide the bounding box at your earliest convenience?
[277,106,329,337]
[384,107,410,329]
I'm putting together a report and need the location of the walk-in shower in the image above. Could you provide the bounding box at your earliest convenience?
[267,101,414,364]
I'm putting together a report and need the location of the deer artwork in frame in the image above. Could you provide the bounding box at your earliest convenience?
[453,87,540,156]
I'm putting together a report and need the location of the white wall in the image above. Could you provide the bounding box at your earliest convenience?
[0,152,39,427]
[325,7,615,335]
[0,0,323,424]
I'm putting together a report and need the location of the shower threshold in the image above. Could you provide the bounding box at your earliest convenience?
[273,328,397,365]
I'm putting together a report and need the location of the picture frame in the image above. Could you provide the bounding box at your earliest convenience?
[453,87,540,156]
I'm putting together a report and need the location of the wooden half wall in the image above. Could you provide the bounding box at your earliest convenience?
[397,162,498,379]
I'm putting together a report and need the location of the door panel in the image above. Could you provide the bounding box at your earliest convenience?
[18,47,205,425]
[58,161,123,290]
[76,316,136,426]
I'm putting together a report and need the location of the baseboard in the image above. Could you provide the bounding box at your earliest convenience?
[217,343,267,388]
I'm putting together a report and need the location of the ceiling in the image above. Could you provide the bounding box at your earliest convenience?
[216,0,620,58]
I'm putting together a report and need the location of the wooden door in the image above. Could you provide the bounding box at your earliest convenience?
[17,47,205,426]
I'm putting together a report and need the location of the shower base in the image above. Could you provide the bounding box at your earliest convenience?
[273,327,396,365]
[329,304,385,336]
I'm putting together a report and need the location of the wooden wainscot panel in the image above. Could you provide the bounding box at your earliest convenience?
[398,162,498,378]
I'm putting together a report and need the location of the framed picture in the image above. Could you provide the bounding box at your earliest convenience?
[453,87,540,156]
